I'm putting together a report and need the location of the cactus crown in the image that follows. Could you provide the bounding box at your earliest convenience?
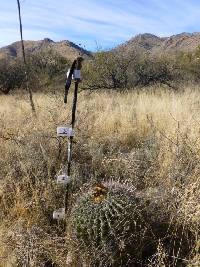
[71,181,140,249]
[92,183,108,203]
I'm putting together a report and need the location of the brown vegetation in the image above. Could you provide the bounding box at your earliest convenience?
[0,88,199,266]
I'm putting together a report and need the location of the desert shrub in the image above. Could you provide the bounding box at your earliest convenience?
[0,59,25,94]
[83,51,182,90]
[27,49,70,89]
[132,55,180,88]
[0,50,70,95]
[83,50,136,90]
[175,46,200,83]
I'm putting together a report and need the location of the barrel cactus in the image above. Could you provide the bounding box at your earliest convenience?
[70,181,146,265]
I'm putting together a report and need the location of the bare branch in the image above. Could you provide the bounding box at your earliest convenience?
[17,0,36,113]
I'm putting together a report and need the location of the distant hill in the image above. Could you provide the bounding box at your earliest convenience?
[0,38,91,61]
[115,32,200,55]
[1,33,200,62]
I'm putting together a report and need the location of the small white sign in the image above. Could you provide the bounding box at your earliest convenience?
[53,208,65,220]
[73,70,81,79]
[57,127,74,137]
[57,174,70,185]
[66,69,81,80]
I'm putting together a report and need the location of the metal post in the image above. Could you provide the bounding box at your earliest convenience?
[65,57,83,211]
[53,57,83,221]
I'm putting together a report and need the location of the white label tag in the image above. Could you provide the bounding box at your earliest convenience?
[57,127,74,137]
[53,208,65,220]
[57,174,70,185]
[73,70,81,79]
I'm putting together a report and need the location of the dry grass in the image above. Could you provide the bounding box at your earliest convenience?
[0,87,199,266]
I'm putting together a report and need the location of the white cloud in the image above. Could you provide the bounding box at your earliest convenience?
[1,0,200,50]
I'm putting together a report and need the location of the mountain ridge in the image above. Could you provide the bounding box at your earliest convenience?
[1,32,200,61]
[0,38,91,61]
[115,32,200,55]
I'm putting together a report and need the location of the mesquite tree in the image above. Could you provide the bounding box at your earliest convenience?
[0,60,25,94]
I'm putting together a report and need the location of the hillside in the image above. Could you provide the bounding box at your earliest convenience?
[0,38,91,61]
[1,32,200,62]
[115,32,200,55]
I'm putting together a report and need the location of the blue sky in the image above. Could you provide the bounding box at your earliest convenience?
[1,0,200,51]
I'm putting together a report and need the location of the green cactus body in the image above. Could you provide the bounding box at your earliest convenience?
[71,181,143,265]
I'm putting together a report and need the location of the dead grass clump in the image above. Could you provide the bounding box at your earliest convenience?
[0,87,199,266]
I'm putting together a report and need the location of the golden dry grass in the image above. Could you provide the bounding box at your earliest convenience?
[0,87,199,266]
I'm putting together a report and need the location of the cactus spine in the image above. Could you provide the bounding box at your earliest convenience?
[71,181,144,265]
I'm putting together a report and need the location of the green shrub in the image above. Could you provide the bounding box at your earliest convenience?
[83,51,181,90]
[132,55,180,88]
[0,59,25,94]
[83,51,134,90]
